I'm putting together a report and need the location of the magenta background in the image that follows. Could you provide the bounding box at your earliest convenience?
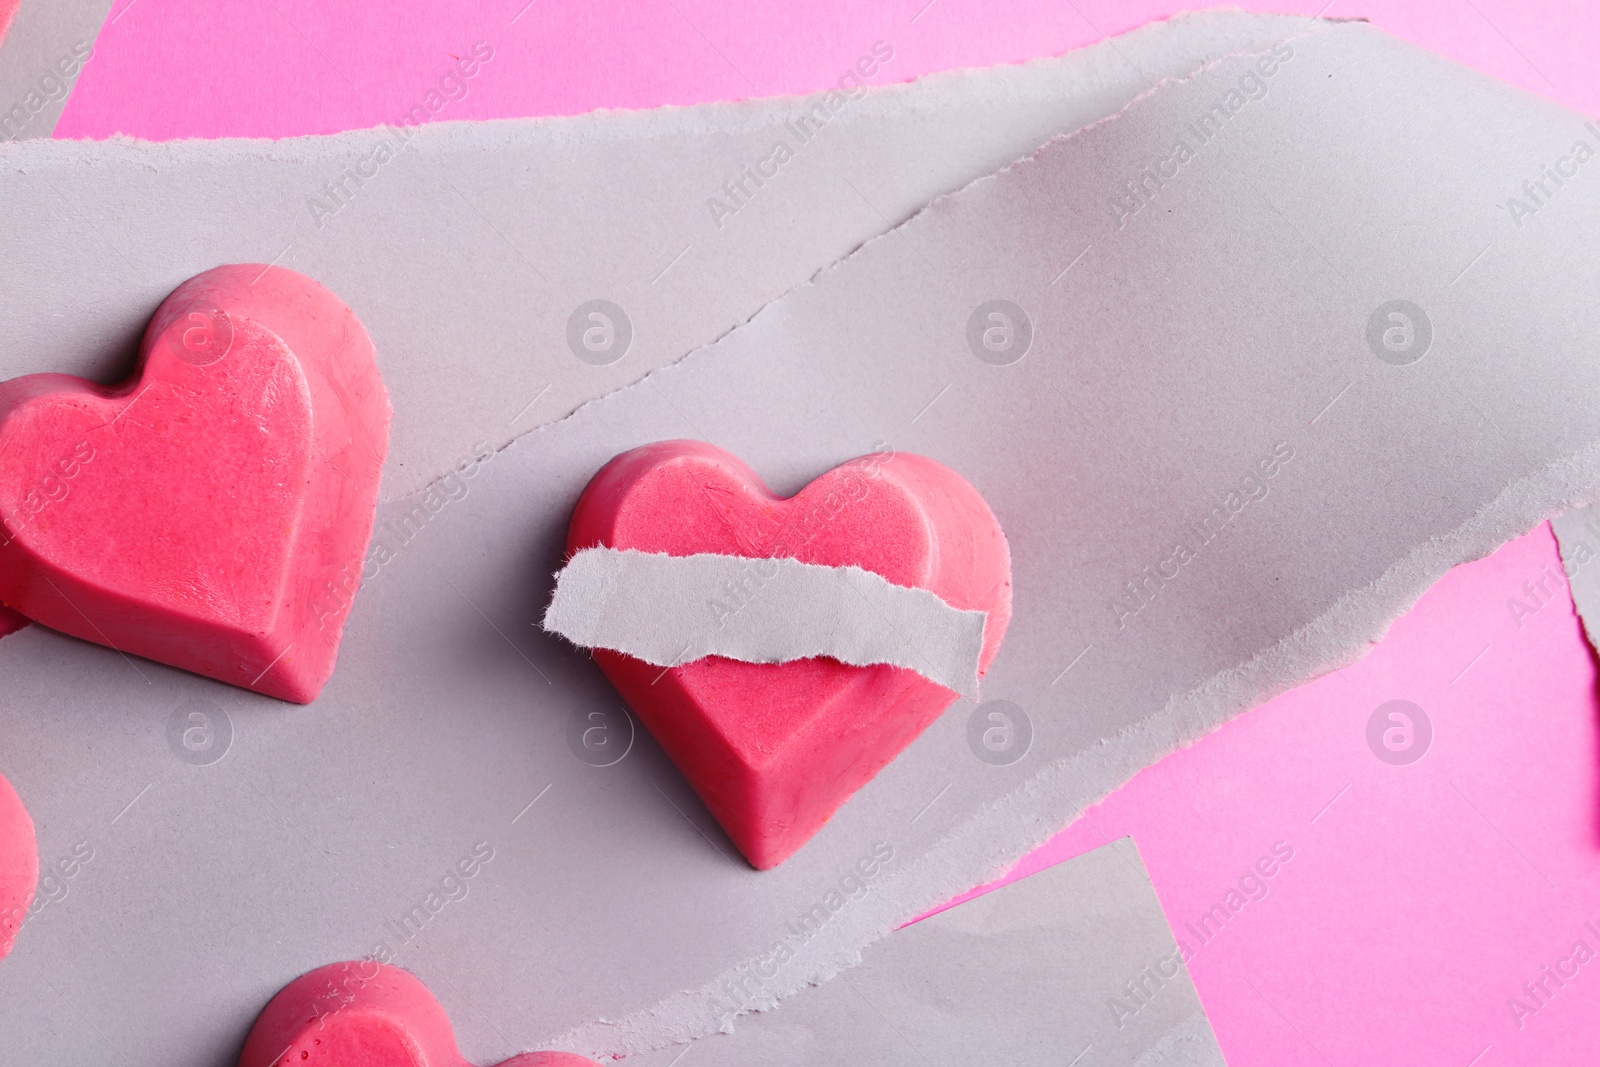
[57,2,1600,1063]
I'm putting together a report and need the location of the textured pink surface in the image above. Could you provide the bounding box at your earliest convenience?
[566,441,1011,869]
[58,1,1600,140]
[0,265,390,702]
[948,525,1600,1064]
[56,1,1600,1063]
[241,961,600,1067]
[0,770,36,962]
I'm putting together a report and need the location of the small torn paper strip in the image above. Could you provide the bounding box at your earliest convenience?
[543,547,988,697]
[618,838,1224,1067]
[1548,509,1600,650]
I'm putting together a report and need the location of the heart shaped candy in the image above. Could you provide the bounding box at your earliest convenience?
[0,265,389,702]
[239,961,599,1067]
[564,440,1012,869]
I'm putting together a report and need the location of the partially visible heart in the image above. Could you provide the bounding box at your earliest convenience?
[0,772,35,962]
[239,961,600,1067]
[566,440,1012,869]
[0,265,389,702]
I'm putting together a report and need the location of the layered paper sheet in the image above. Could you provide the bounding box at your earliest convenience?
[620,838,1225,1066]
[1549,508,1600,649]
[0,11,1319,499]
[2,12,1599,1064]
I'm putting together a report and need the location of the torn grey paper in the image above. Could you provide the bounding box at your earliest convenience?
[0,0,108,141]
[8,14,1598,1067]
[0,10,1326,500]
[1548,509,1600,649]
[543,547,988,697]
[535,18,1600,1056]
[617,838,1225,1067]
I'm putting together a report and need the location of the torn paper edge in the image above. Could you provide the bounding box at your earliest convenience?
[1547,508,1600,653]
[551,427,1600,1061]
[371,23,1373,1056]
[523,17,1600,1055]
[9,11,1328,159]
[0,10,1330,505]
[82,12,1355,1056]
[542,547,988,697]
[622,837,1226,1066]
[0,0,110,143]
[1133,1010,1229,1067]
[375,13,1348,520]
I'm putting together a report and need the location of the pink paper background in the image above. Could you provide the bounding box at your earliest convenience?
[0,2,20,50]
[57,2,1600,1063]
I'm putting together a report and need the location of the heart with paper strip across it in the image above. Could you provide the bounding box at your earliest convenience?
[239,961,600,1067]
[0,264,390,703]
[563,440,1012,869]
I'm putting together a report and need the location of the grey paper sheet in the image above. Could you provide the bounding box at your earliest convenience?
[1548,509,1600,650]
[542,548,989,696]
[621,838,1225,1067]
[4,14,1600,1067]
[0,0,110,141]
[0,10,1321,501]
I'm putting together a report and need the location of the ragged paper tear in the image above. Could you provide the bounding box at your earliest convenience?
[1548,509,1600,650]
[543,547,988,696]
[617,838,1224,1067]
[0,0,109,143]
[0,10,1326,500]
[541,18,1600,1055]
